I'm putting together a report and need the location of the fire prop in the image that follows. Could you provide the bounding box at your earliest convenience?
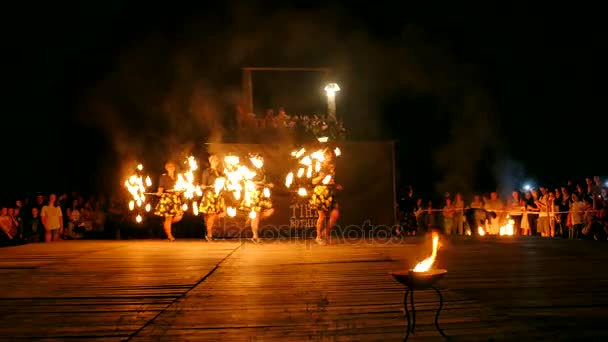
[391,232,449,340]
[124,163,153,223]
[477,215,515,236]
[222,154,272,219]
[284,143,341,199]
[174,156,203,215]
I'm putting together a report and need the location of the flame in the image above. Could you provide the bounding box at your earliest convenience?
[499,216,515,236]
[227,207,236,217]
[334,147,341,157]
[317,136,329,142]
[478,226,486,236]
[250,156,264,169]
[145,203,151,212]
[192,202,199,216]
[172,156,202,214]
[300,156,312,166]
[412,233,439,272]
[221,154,271,218]
[285,172,294,188]
[214,177,226,194]
[124,162,152,223]
[291,148,306,158]
[285,147,341,199]
[310,150,325,161]
[249,211,257,219]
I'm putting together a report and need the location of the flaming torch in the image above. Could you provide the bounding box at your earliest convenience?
[390,231,449,340]
[174,156,203,215]
[222,154,272,219]
[124,163,153,223]
[284,144,341,200]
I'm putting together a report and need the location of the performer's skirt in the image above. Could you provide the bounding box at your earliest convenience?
[199,191,225,214]
[242,190,273,213]
[154,193,183,217]
[309,185,338,212]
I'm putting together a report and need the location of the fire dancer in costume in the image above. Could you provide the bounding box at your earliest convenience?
[244,154,274,244]
[199,154,225,241]
[154,161,183,241]
[310,151,341,245]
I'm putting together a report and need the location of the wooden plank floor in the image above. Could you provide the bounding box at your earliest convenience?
[1,237,608,341]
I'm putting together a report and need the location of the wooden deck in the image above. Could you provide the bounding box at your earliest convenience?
[1,236,607,341]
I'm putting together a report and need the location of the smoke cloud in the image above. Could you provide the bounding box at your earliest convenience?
[76,3,504,193]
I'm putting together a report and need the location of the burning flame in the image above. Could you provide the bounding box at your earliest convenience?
[285,172,294,188]
[285,145,342,198]
[412,233,439,273]
[174,156,202,213]
[499,216,515,236]
[221,153,271,218]
[124,162,152,223]
[478,227,486,236]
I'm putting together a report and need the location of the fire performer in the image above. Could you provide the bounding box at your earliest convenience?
[154,161,184,241]
[199,154,225,241]
[245,154,274,244]
[310,151,341,245]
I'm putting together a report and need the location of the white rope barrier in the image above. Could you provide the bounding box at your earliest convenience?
[406,208,600,215]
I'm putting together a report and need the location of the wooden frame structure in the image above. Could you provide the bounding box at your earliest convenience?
[241,67,332,115]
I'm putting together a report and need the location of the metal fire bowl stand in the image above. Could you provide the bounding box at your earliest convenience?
[391,269,449,341]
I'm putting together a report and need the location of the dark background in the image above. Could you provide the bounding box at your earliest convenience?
[3,2,606,202]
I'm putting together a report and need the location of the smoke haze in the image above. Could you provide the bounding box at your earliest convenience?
[76,3,505,193]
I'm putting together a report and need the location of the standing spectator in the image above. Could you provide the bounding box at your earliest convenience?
[508,191,524,235]
[24,207,43,242]
[569,193,585,239]
[453,193,465,235]
[41,194,63,242]
[484,192,504,235]
[11,208,23,240]
[442,198,455,235]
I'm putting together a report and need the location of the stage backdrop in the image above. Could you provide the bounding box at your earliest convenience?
[207,142,396,237]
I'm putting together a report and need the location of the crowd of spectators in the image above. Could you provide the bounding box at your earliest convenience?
[397,176,608,240]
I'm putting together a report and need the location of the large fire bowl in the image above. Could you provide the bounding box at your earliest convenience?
[391,269,448,290]
[391,269,449,341]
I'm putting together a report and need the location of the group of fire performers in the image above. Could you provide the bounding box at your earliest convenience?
[125,142,341,245]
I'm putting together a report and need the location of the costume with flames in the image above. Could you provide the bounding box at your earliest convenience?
[242,161,273,214]
[199,167,225,214]
[310,162,338,212]
[154,174,183,217]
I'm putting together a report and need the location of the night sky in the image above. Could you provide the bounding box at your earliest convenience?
[4,2,607,201]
